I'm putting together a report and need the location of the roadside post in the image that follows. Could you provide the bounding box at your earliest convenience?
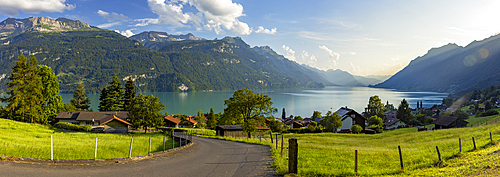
[148,138,151,155]
[51,135,53,161]
[94,138,98,160]
[288,138,298,174]
[129,138,133,158]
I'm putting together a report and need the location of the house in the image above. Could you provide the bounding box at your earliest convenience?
[100,114,133,133]
[178,117,198,128]
[284,120,304,129]
[55,111,132,133]
[431,115,468,129]
[164,115,181,128]
[215,125,270,137]
[55,111,129,126]
[383,118,405,130]
[335,107,367,131]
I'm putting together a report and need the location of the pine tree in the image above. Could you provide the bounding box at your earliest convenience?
[207,108,218,129]
[282,108,286,120]
[71,83,91,111]
[123,77,135,111]
[98,87,108,111]
[197,110,207,128]
[397,99,413,124]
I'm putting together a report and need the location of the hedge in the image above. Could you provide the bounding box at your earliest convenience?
[54,122,91,132]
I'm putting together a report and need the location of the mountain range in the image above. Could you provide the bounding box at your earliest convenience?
[374,33,500,94]
[0,16,374,94]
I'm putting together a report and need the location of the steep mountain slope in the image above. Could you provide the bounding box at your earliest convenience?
[374,34,500,93]
[129,31,205,50]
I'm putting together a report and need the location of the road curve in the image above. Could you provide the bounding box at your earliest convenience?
[0,136,276,177]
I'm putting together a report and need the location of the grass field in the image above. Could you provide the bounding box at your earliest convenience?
[0,118,177,160]
[197,115,500,176]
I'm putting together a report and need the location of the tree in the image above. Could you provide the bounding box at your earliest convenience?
[70,83,91,111]
[485,101,492,111]
[123,77,135,111]
[223,88,277,138]
[196,110,207,128]
[351,124,362,134]
[98,87,108,111]
[415,114,432,126]
[269,119,287,133]
[128,94,165,133]
[312,111,322,120]
[294,115,303,121]
[39,65,64,122]
[364,95,386,119]
[282,108,286,120]
[397,99,413,124]
[207,108,218,129]
[451,110,468,120]
[442,98,453,108]
[99,76,124,111]
[367,115,383,133]
[3,55,44,123]
[319,111,342,133]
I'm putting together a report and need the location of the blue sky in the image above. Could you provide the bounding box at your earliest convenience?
[1,0,500,76]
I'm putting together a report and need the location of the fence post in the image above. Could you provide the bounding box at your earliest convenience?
[288,138,298,174]
[281,135,284,158]
[163,137,166,152]
[173,136,175,149]
[473,137,476,150]
[270,132,273,143]
[148,138,151,155]
[129,138,133,158]
[94,138,98,160]
[490,132,493,142]
[276,134,278,149]
[260,132,262,142]
[51,135,53,161]
[459,138,462,153]
[436,146,441,161]
[398,145,404,170]
[355,150,358,175]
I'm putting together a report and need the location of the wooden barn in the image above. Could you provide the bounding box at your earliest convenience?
[215,125,269,138]
[432,115,468,129]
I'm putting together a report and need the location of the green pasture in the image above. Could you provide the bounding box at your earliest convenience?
[0,118,177,160]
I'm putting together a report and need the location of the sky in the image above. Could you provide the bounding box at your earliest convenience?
[1,0,500,76]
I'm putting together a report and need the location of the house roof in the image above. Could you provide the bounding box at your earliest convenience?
[336,107,366,120]
[431,115,468,126]
[100,114,132,126]
[164,115,181,124]
[383,118,402,127]
[216,125,269,130]
[75,112,129,121]
[55,112,80,119]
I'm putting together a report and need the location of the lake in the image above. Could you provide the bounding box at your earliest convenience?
[58,86,448,117]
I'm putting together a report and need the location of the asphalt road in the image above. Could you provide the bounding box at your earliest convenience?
[0,136,276,177]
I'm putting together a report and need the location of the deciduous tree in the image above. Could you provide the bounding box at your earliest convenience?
[128,94,165,133]
[196,110,207,128]
[364,95,386,119]
[223,88,277,138]
[312,111,322,120]
[319,111,342,133]
[397,99,413,124]
[39,65,64,122]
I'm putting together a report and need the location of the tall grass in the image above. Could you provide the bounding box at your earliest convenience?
[0,118,177,160]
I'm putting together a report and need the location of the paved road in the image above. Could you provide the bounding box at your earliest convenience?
[0,136,276,177]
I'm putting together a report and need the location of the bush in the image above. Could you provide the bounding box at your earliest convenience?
[479,109,499,117]
[351,124,362,134]
[367,125,383,133]
[54,122,91,131]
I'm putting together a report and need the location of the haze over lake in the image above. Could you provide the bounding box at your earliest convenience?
[59,86,447,117]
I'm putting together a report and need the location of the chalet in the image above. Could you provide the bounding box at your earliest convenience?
[431,115,468,129]
[284,120,304,129]
[179,117,198,128]
[99,114,132,133]
[164,115,181,128]
[335,107,367,131]
[215,125,270,137]
[55,112,132,133]
[383,118,405,130]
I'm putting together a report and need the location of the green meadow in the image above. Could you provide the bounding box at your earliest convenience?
[0,118,177,160]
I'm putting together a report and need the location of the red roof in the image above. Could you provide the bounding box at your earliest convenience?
[164,115,181,124]
[100,115,132,126]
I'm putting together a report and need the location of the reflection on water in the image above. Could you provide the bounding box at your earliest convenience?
[51,86,448,117]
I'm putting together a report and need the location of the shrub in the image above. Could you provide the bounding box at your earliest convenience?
[479,109,499,117]
[54,122,91,131]
[351,124,362,134]
[367,125,383,133]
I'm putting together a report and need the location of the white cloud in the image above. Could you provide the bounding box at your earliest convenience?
[115,30,135,37]
[301,51,317,65]
[350,62,369,75]
[255,26,277,35]
[282,45,296,61]
[97,10,129,22]
[97,21,121,28]
[133,18,160,27]
[0,0,74,16]
[349,52,356,55]
[319,45,340,60]
[143,0,253,35]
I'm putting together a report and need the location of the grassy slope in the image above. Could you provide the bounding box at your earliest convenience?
[0,118,176,160]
